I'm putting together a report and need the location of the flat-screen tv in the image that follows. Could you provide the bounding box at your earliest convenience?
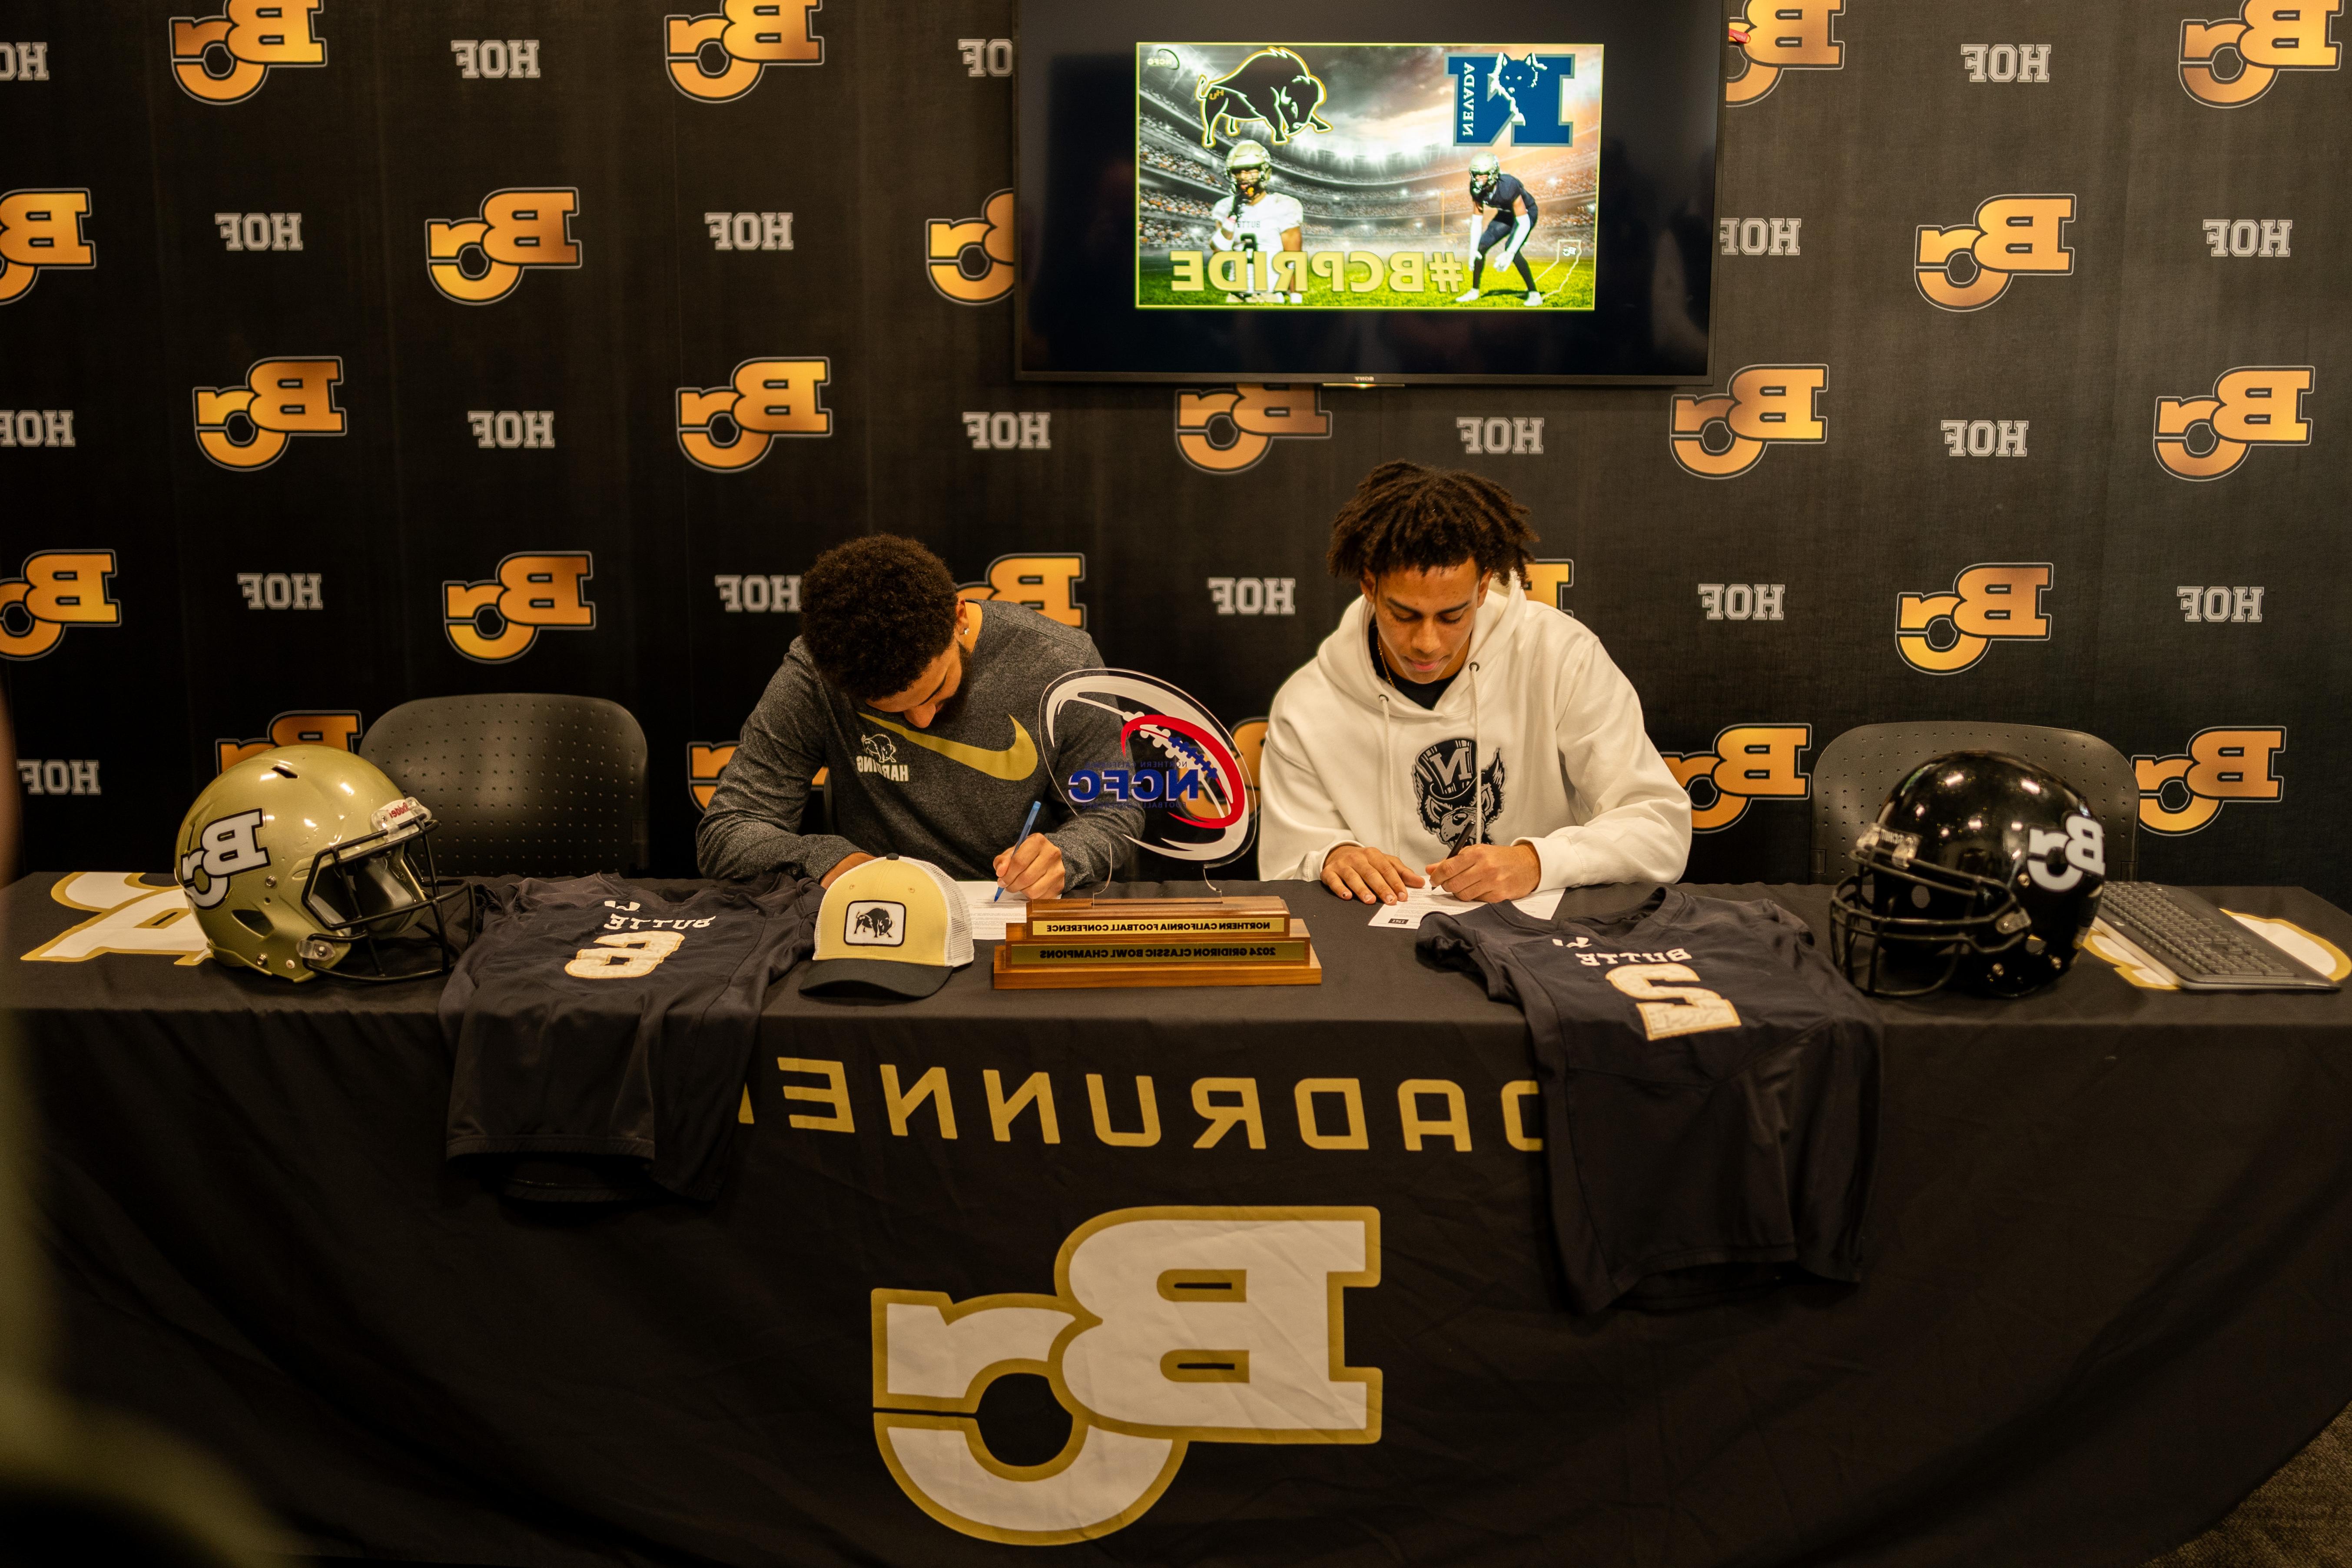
[1015,0,1723,384]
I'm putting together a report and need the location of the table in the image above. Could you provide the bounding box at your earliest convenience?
[8,872,2352,1568]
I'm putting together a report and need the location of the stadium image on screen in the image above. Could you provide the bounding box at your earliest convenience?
[1136,42,1602,312]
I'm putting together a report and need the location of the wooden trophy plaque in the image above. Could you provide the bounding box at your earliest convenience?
[991,896,1320,989]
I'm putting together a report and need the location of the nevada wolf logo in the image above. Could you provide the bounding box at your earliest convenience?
[1447,53,1579,145]
[874,1207,1379,1545]
[1414,739,1504,853]
[1196,48,1331,146]
[2181,0,2340,104]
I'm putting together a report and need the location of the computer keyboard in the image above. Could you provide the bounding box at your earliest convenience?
[2096,882,2339,992]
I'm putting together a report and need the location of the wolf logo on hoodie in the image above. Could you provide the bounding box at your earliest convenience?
[1414,739,1505,852]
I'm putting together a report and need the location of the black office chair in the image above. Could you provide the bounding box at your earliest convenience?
[361,695,649,878]
[1809,721,2139,884]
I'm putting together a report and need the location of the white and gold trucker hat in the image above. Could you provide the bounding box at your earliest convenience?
[801,855,973,998]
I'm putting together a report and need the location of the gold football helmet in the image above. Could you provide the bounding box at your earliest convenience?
[173,745,464,981]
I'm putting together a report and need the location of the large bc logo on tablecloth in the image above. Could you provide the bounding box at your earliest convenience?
[872,1208,1380,1544]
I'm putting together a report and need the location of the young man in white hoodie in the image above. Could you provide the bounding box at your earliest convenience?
[1260,462,1692,903]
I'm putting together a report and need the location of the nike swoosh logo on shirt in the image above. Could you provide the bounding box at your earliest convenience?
[861,713,1040,782]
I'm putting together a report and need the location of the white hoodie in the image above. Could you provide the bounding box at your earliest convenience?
[1259,578,1692,890]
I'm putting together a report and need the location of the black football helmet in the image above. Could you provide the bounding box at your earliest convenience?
[1829,750,2108,998]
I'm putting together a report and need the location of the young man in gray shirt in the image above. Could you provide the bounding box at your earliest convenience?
[696,534,1140,898]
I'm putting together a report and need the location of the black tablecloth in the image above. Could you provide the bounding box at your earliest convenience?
[7,874,2352,1568]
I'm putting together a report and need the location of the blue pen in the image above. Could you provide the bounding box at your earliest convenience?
[995,799,1043,902]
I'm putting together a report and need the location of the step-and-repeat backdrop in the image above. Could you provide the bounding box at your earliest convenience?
[2,1,2343,898]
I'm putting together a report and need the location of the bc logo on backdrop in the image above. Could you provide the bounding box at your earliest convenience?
[192,358,346,471]
[2153,366,2312,480]
[441,553,595,662]
[1173,385,1331,474]
[0,551,119,662]
[665,0,823,101]
[169,0,326,104]
[1895,564,2051,674]
[2135,727,2287,833]
[2179,0,2340,105]
[959,554,1086,630]
[1914,195,2076,312]
[927,190,1015,304]
[1658,725,1812,832]
[1724,0,1844,106]
[0,189,94,305]
[872,1207,1380,1545]
[426,189,581,305]
[1668,365,1827,479]
[215,711,362,773]
[677,358,833,470]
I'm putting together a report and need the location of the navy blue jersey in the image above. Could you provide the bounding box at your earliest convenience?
[1421,888,1882,1312]
[1472,171,1538,222]
[443,873,820,1201]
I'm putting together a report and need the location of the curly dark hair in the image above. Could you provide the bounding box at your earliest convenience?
[799,535,961,702]
[1324,461,1539,588]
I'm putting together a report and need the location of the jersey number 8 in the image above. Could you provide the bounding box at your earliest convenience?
[1605,962,1743,1041]
[567,930,686,980]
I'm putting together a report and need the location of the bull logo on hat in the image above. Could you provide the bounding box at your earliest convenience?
[854,905,896,941]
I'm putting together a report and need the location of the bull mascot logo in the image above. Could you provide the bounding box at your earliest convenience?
[1196,47,1332,147]
[853,905,896,941]
[1413,739,1505,854]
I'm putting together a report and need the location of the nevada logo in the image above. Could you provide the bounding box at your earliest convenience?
[2153,366,2312,480]
[1174,386,1331,474]
[1914,195,2075,312]
[170,0,327,104]
[1669,365,1826,478]
[666,0,823,102]
[1895,564,2050,674]
[0,189,94,305]
[2180,0,2340,104]
[1725,0,1844,106]
[426,189,581,305]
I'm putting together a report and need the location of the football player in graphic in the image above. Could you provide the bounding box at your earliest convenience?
[1456,152,1543,307]
[1210,140,1304,303]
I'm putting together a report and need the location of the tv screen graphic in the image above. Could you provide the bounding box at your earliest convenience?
[1018,0,1722,384]
[1135,44,1604,316]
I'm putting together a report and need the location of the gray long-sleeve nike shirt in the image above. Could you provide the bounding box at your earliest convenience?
[695,600,1143,888]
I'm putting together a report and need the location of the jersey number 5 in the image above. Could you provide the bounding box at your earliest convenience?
[1605,962,1742,1041]
[567,930,686,980]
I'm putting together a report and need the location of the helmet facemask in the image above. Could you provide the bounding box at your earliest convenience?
[1829,824,2032,998]
[297,799,471,981]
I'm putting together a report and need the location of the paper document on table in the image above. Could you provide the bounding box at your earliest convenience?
[955,881,1027,941]
[1367,885,1564,930]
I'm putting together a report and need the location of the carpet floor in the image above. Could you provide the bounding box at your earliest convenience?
[2144,1401,2352,1567]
